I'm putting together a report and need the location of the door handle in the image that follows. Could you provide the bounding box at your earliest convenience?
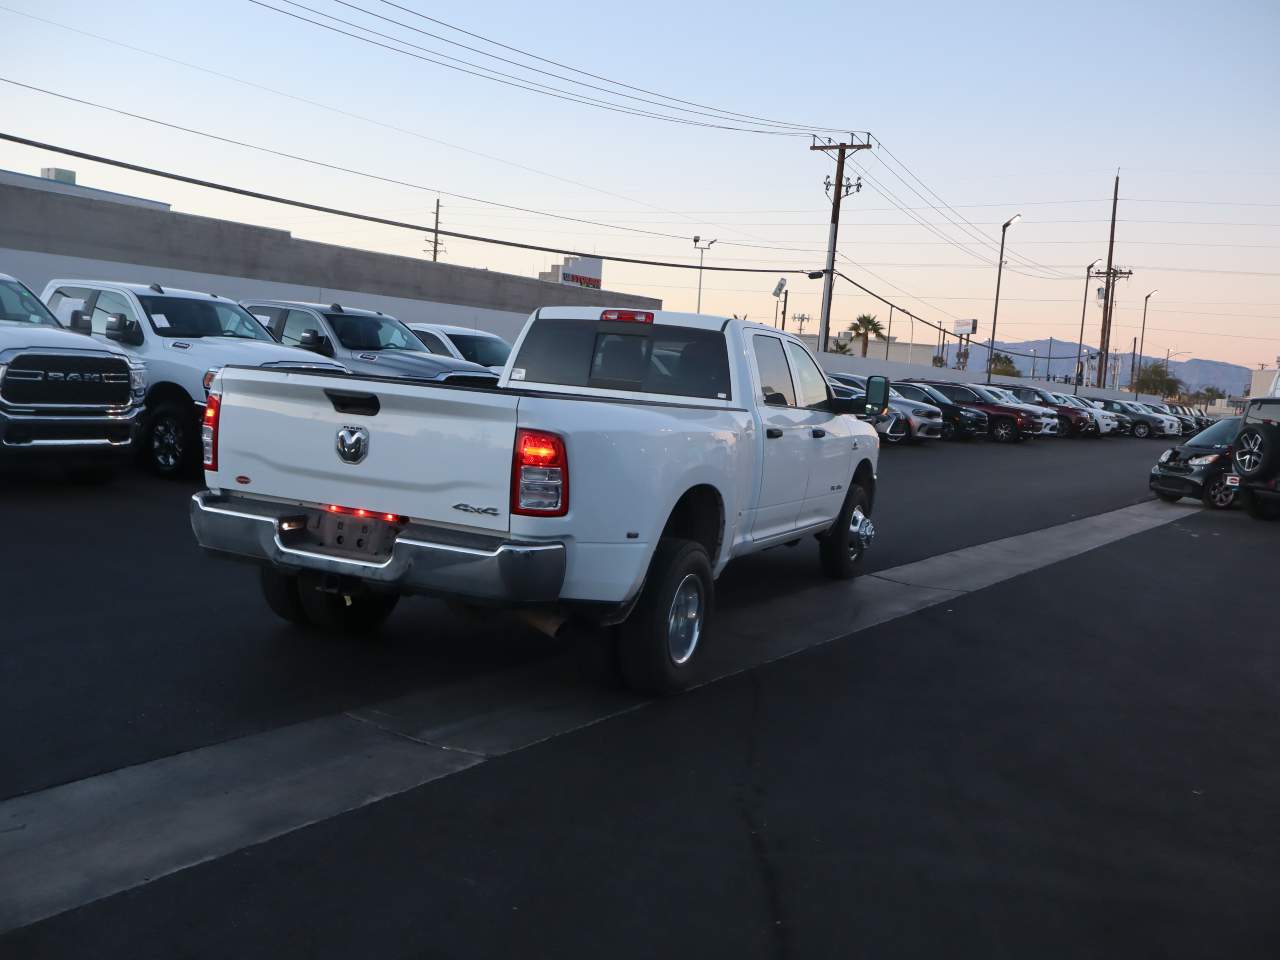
[811,428,827,438]
[766,427,784,439]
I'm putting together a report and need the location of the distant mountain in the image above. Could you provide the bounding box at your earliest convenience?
[949,338,1251,395]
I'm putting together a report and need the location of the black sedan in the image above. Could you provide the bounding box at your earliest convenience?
[1149,416,1241,509]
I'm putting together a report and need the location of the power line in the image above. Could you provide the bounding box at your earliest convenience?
[246,0,815,136]
[0,130,819,276]
[0,4,797,250]
[870,140,1073,280]
[366,0,848,135]
[324,0,826,133]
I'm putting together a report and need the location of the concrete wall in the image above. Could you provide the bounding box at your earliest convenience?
[0,182,660,343]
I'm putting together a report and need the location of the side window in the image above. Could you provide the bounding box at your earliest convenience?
[414,330,450,354]
[47,286,94,326]
[751,335,796,407]
[90,290,140,336]
[248,306,284,335]
[281,309,321,346]
[784,341,831,410]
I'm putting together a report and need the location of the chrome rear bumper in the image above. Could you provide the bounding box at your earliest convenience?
[190,491,566,602]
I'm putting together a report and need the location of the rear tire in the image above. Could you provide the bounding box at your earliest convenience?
[617,538,713,697]
[296,574,400,634]
[819,483,872,580]
[259,567,309,626]
[1243,490,1280,522]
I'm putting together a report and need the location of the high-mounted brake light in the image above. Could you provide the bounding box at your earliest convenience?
[323,504,406,523]
[600,310,653,324]
[201,391,221,471]
[512,428,568,517]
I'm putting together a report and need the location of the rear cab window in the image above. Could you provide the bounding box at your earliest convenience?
[510,315,731,402]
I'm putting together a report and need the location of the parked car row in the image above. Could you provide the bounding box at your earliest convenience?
[821,365,1219,449]
[0,270,516,480]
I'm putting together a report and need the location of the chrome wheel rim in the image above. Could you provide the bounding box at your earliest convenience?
[666,574,703,666]
[848,506,876,561]
[152,417,183,470]
[994,422,1012,441]
[1135,423,1149,438]
[1235,433,1262,474]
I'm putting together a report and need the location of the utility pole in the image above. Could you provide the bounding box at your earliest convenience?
[794,313,810,336]
[1047,336,1055,382]
[1134,289,1157,397]
[809,135,872,355]
[884,305,893,361]
[1129,337,1138,392]
[780,290,789,330]
[432,198,441,262]
[1096,173,1119,385]
[693,236,716,313]
[1073,260,1102,394]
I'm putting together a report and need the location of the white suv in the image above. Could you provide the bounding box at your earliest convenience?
[43,280,341,476]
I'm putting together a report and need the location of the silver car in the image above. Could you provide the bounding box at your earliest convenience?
[829,373,943,443]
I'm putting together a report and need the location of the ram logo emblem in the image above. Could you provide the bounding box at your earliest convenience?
[335,425,369,465]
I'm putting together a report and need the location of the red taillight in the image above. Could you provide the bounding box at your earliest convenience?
[201,392,221,471]
[600,310,653,324]
[512,428,568,517]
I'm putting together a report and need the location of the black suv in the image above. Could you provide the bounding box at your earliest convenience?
[1228,396,1280,520]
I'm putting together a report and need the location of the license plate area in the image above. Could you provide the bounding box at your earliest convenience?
[1225,474,1240,487]
[308,511,399,560]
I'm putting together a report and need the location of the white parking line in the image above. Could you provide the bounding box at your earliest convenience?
[0,500,1187,933]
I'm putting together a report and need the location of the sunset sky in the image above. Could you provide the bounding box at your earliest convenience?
[2,0,1278,367]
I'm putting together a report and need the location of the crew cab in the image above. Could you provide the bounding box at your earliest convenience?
[42,281,343,476]
[404,322,512,374]
[1,273,144,477]
[190,308,889,695]
[242,300,498,384]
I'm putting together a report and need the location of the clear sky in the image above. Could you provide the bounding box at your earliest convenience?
[2,0,1278,367]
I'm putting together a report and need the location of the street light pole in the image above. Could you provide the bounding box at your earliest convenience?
[1073,259,1101,395]
[693,236,716,313]
[1133,289,1157,398]
[986,213,1021,383]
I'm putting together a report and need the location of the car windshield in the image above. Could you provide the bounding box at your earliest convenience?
[137,295,273,340]
[912,383,953,406]
[326,313,425,352]
[1187,417,1240,448]
[0,279,60,327]
[448,332,511,367]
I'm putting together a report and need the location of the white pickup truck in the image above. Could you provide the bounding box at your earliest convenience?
[190,307,888,694]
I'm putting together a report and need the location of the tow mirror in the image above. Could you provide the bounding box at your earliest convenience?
[104,313,144,346]
[298,329,334,357]
[863,375,890,417]
[68,309,91,334]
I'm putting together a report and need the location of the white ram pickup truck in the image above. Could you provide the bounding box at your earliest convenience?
[190,307,888,694]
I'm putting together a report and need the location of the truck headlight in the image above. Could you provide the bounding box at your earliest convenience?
[1187,454,1220,466]
[129,362,146,398]
[911,408,932,417]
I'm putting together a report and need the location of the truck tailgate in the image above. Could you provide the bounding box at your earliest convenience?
[210,368,519,533]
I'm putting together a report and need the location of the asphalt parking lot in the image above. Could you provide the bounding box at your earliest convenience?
[3,435,1276,958]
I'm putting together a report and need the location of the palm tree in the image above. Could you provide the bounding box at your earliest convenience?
[847,314,885,358]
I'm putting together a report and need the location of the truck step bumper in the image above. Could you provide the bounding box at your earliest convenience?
[190,491,566,603]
